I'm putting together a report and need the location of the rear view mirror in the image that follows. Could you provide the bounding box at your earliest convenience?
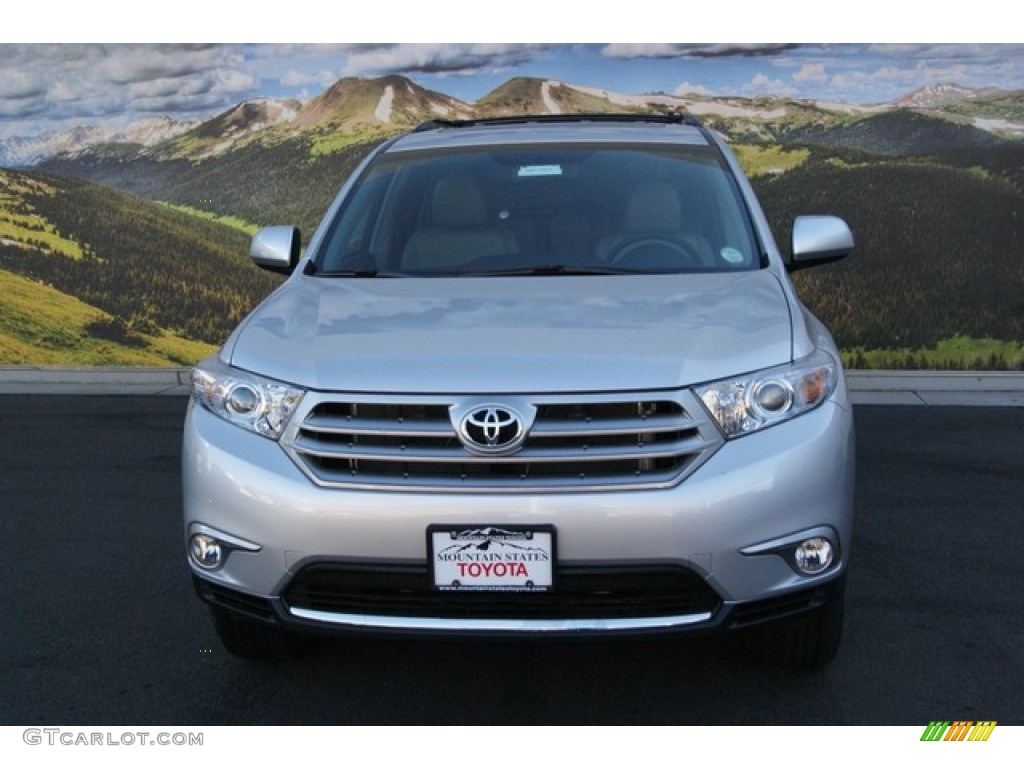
[788,216,853,272]
[250,226,301,274]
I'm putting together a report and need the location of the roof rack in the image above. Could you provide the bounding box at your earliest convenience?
[412,112,702,133]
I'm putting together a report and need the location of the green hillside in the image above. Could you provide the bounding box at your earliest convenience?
[0,168,282,358]
[703,99,854,144]
[37,138,1024,370]
[753,155,1024,354]
[40,136,380,237]
[0,172,83,258]
[0,268,214,365]
[786,110,1004,156]
[941,89,1024,122]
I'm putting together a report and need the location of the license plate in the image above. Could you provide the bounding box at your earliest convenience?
[428,525,555,592]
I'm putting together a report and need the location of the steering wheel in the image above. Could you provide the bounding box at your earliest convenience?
[606,236,702,268]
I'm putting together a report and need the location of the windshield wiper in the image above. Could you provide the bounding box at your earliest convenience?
[462,265,639,277]
[314,269,407,278]
[313,264,645,278]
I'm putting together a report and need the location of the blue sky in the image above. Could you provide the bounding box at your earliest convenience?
[2,4,1022,140]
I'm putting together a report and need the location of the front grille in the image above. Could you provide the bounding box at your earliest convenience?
[283,562,721,621]
[282,390,722,492]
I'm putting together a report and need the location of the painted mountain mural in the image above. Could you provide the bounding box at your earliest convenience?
[3,69,1023,368]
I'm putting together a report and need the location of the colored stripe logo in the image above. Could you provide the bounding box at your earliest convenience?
[920,721,997,741]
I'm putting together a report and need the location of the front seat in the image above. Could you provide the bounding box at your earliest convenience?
[402,175,518,272]
[596,181,712,269]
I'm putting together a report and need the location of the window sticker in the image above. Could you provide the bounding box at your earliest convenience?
[720,246,745,264]
[517,165,563,177]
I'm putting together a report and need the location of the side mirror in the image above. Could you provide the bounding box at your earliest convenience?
[788,215,853,272]
[250,226,301,274]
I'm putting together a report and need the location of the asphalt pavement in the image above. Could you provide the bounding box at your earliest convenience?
[0,394,1021,725]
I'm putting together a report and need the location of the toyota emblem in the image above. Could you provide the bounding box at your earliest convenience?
[458,406,526,454]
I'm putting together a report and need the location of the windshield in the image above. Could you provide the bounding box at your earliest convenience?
[314,142,760,276]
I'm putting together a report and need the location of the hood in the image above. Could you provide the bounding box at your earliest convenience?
[226,271,794,393]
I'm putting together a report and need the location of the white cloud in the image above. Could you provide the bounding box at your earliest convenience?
[603,44,683,59]
[48,81,79,103]
[0,98,47,119]
[262,44,369,60]
[341,43,548,76]
[602,43,799,59]
[0,44,263,127]
[830,66,918,91]
[866,43,1024,60]
[793,63,827,83]
[744,73,797,96]
[281,69,337,88]
[128,77,189,100]
[215,69,256,93]
[0,70,46,100]
[673,82,712,97]
[99,46,220,85]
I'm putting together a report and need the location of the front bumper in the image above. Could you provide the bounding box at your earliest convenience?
[193,570,847,638]
[183,395,854,636]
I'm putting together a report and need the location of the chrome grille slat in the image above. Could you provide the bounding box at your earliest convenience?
[292,434,713,464]
[282,391,724,492]
[530,415,696,437]
[303,466,697,492]
[301,414,455,438]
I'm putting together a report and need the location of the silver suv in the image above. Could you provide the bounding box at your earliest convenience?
[184,114,855,668]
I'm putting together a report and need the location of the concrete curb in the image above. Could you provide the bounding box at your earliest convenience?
[0,366,193,396]
[0,366,1022,405]
[846,371,1024,406]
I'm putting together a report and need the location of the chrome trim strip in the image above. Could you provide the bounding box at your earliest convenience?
[188,522,261,552]
[292,434,712,463]
[288,606,714,632]
[301,414,454,437]
[530,415,697,437]
[296,467,695,494]
[740,525,839,556]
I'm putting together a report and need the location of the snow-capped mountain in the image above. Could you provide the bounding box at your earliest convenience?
[157,98,302,158]
[890,83,996,109]
[190,98,300,139]
[0,117,196,167]
[151,77,472,160]
[0,125,105,167]
[294,75,470,129]
[9,75,1023,169]
[109,116,199,146]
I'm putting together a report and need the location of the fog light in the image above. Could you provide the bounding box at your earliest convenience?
[190,534,223,569]
[794,538,833,574]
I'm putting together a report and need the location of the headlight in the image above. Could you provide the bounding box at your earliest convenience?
[696,350,838,438]
[191,357,304,439]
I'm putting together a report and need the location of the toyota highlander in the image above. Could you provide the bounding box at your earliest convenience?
[183,113,855,668]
